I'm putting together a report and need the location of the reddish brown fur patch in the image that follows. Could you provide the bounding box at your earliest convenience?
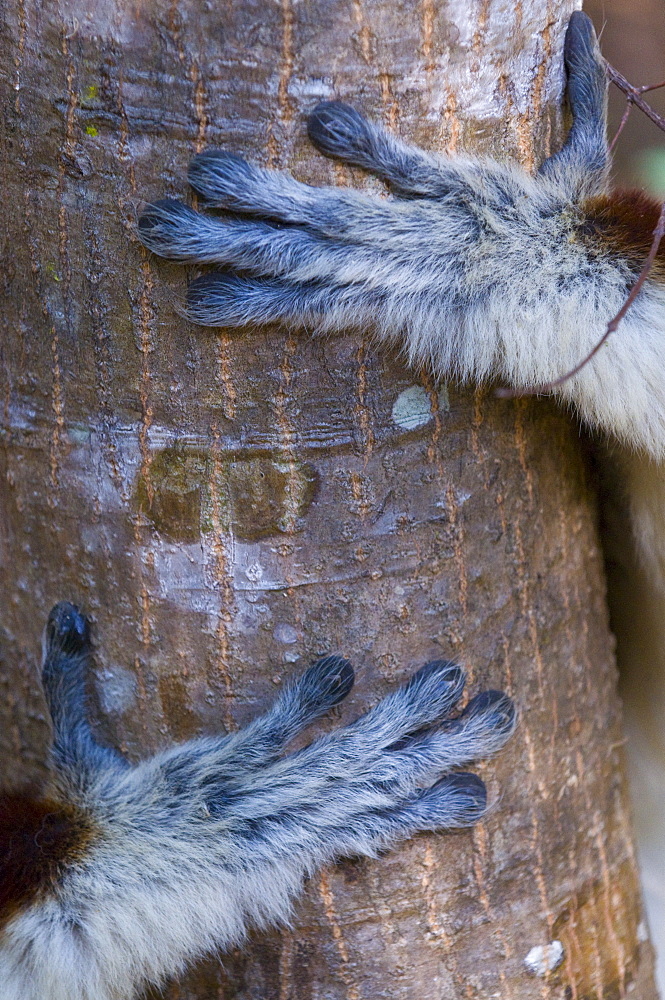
[0,792,96,927]
[580,190,665,277]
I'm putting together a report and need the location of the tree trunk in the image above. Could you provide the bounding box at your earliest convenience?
[0,1,657,998]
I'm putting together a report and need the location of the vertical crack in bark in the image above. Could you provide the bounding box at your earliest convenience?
[319,870,362,1000]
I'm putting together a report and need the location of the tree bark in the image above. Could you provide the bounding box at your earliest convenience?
[0,1,657,998]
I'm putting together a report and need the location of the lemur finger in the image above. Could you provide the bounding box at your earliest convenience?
[346,660,467,746]
[42,603,91,703]
[138,199,394,282]
[538,12,607,187]
[188,149,390,229]
[185,272,384,329]
[44,602,90,659]
[139,199,230,262]
[406,772,488,829]
[289,655,355,714]
[41,605,128,779]
[187,272,317,329]
[307,101,463,200]
[260,655,355,743]
[564,13,607,123]
[344,775,488,843]
[202,656,355,774]
[193,147,428,237]
[438,689,517,755]
[409,689,515,767]
[564,11,604,79]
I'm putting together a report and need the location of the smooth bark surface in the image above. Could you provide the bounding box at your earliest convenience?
[0,0,657,998]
